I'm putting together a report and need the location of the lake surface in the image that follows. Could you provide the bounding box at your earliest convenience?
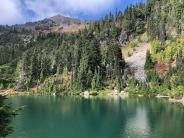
[8,96,184,138]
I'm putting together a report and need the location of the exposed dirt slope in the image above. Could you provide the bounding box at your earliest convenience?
[125,43,151,81]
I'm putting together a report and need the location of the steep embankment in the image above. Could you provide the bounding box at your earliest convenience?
[125,43,151,81]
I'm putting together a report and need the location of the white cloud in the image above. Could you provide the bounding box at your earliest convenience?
[24,0,117,19]
[60,0,115,14]
[0,0,23,25]
[24,0,56,19]
[0,0,119,25]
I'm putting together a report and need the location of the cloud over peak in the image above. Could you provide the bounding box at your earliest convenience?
[0,0,145,25]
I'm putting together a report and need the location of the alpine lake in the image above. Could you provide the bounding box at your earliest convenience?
[8,96,184,138]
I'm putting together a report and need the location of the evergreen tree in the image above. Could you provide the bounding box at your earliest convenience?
[145,50,154,69]
[92,69,101,90]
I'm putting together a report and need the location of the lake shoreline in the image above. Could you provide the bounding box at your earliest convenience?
[169,97,184,106]
[0,89,129,97]
[1,89,184,106]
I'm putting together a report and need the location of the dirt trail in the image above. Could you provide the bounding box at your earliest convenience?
[125,43,151,81]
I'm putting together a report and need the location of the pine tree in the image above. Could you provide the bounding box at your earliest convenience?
[144,50,154,69]
[116,76,123,92]
[92,69,101,90]
[0,83,4,90]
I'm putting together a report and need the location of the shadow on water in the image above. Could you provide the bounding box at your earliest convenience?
[7,96,184,138]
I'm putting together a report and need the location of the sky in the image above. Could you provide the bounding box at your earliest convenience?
[0,0,146,25]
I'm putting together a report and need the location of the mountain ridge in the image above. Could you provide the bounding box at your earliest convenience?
[13,14,87,35]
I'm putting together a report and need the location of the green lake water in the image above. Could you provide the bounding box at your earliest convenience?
[8,96,184,138]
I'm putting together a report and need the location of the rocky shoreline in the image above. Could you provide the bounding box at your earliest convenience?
[169,97,184,106]
[1,89,184,106]
[0,89,31,96]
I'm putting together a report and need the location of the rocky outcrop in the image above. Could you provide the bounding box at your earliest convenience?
[119,30,129,45]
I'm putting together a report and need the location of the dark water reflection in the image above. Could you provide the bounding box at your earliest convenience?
[8,96,184,138]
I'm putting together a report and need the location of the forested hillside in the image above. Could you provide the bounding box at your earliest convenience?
[141,0,184,98]
[0,0,184,97]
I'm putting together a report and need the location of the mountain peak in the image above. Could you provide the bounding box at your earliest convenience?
[49,14,82,25]
[13,14,86,35]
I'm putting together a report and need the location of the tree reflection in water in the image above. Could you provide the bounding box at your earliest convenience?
[0,96,15,137]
